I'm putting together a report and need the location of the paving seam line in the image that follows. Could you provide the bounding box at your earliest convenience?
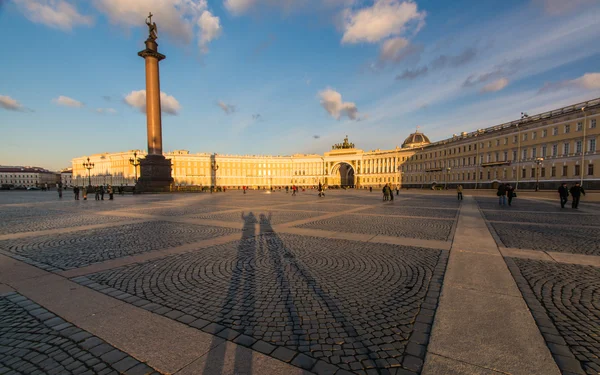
[0,219,150,241]
[427,352,512,375]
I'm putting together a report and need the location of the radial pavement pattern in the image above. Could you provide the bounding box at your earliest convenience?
[506,258,600,375]
[0,293,161,375]
[78,233,448,375]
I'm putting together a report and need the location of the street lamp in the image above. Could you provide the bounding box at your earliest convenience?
[211,161,219,191]
[580,106,587,186]
[129,151,141,185]
[445,167,451,189]
[535,157,544,191]
[83,157,94,187]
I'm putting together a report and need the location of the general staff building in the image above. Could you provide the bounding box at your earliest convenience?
[72,97,600,190]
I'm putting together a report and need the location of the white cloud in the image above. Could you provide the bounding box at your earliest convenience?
[0,95,26,111]
[533,0,596,15]
[341,0,425,44]
[93,0,223,53]
[197,10,222,53]
[95,108,117,114]
[124,90,181,115]
[540,72,600,93]
[53,95,84,107]
[318,88,360,120]
[217,100,236,114]
[224,0,350,16]
[481,78,509,93]
[224,0,255,15]
[13,0,93,31]
[572,73,600,90]
[379,37,408,60]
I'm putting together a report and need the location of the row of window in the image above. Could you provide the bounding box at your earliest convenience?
[403,164,595,183]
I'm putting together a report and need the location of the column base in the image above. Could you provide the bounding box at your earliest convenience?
[135,155,173,193]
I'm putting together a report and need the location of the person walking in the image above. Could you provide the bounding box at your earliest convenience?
[457,184,463,201]
[569,182,585,209]
[382,185,389,201]
[57,185,63,199]
[292,185,296,196]
[100,186,105,200]
[505,183,515,206]
[73,186,79,200]
[558,183,569,208]
[396,185,399,196]
[82,186,88,200]
[369,186,372,193]
[389,184,394,201]
[497,183,507,206]
[94,186,100,201]
[108,185,114,200]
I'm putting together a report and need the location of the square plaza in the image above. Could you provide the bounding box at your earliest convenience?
[1,190,599,375]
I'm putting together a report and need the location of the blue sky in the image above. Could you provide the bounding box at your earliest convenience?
[1,0,600,170]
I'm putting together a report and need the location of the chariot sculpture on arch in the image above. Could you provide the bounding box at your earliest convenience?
[146,12,158,41]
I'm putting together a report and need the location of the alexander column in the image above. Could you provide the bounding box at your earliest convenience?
[135,12,173,192]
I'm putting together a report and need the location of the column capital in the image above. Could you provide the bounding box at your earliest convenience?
[138,49,166,61]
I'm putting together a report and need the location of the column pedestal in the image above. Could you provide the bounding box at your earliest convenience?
[136,155,173,192]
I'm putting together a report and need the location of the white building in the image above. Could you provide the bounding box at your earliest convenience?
[0,166,58,188]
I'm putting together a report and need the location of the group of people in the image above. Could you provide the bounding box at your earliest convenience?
[69,185,115,201]
[558,182,586,209]
[382,184,399,201]
[496,183,516,206]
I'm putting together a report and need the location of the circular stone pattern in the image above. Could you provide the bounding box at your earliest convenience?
[88,233,445,373]
[512,259,600,375]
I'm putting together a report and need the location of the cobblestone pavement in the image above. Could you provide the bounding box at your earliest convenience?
[0,292,161,375]
[0,221,238,270]
[506,259,600,375]
[482,211,599,226]
[79,233,448,375]
[188,209,328,225]
[476,197,600,255]
[359,206,458,219]
[295,215,455,241]
[0,214,132,236]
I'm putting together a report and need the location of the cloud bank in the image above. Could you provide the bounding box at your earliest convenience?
[13,0,93,30]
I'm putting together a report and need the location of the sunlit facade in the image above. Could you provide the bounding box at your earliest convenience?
[72,97,600,190]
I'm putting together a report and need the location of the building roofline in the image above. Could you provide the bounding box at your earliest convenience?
[425,97,600,148]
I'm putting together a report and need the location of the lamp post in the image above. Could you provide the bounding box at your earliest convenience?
[211,161,219,192]
[129,152,141,185]
[445,167,451,189]
[535,157,544,191]
[580,106,587,186]
[516,112,528,190]
[83,157,94,187]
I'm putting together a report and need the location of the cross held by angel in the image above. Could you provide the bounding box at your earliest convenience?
[146,12,158,40]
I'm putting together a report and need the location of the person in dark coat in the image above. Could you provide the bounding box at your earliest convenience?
[497,183,507,206]
[569,183,585,209]
[505,184,515,206]
[558,183,569,208]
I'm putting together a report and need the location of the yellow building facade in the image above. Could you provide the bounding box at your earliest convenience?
[72,97,600,190]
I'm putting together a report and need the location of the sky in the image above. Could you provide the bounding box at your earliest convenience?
[1,0,600,171]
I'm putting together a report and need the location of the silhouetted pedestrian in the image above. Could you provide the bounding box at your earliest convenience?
[497,184,507,206]
[506,184,515,206]
[569,183,585,209]
[457,184,463,201]
[558,183,569,208]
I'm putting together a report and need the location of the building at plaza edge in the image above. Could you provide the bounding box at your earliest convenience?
[72,97,600,191]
